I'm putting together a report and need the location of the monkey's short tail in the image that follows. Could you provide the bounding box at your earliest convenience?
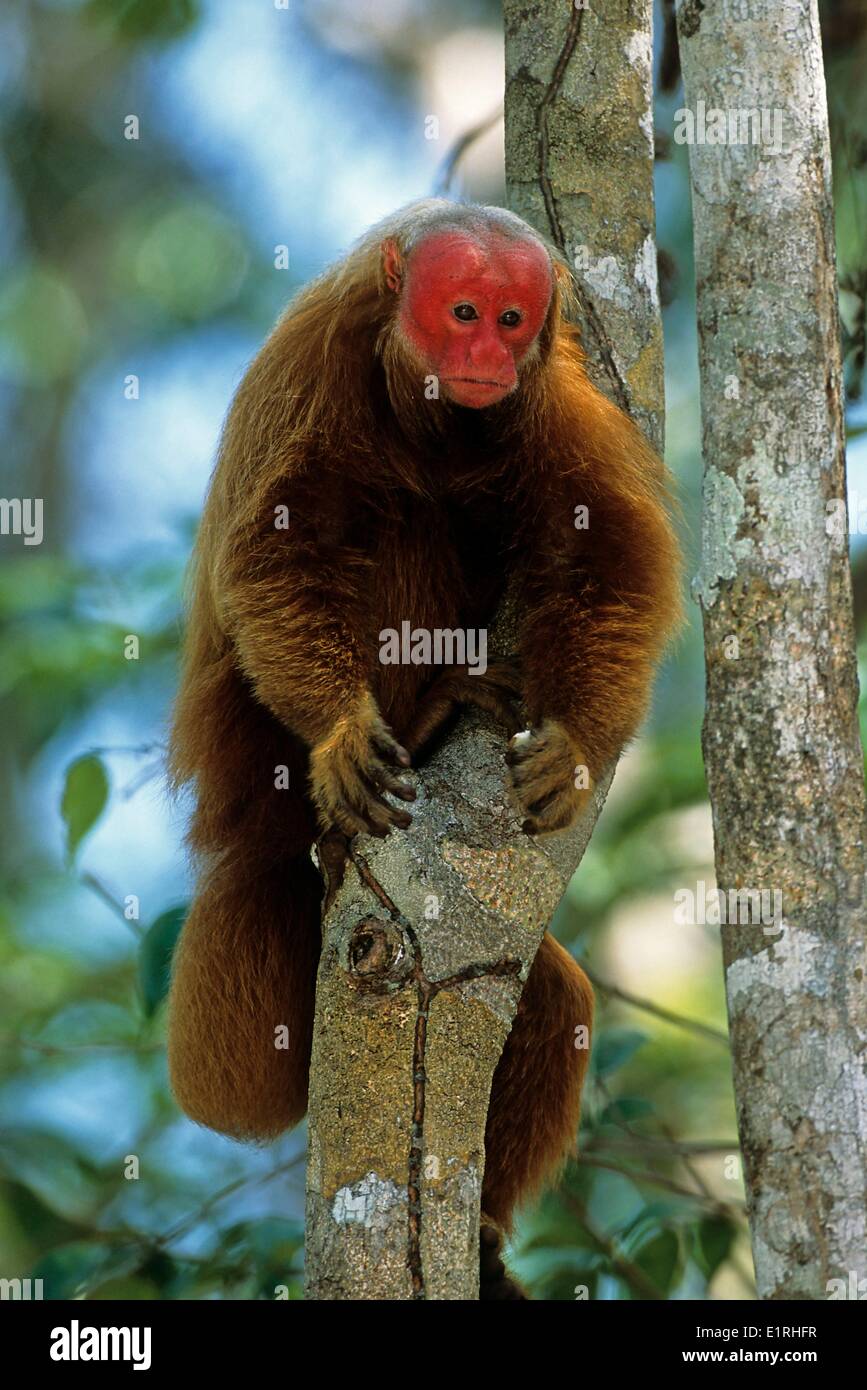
[481,933,593,1229]
[167,842,322,1141]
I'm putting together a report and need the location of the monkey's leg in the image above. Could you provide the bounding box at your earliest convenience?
[401,659,523,758]
[479,933,593,1295]
[167,847,322,1140]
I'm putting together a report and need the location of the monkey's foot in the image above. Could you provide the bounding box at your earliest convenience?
[479,1222,529,1301]
[402,659,524,759]
[506,719,593,834]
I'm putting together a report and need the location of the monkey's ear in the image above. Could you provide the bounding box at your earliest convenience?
[381,238,403,294]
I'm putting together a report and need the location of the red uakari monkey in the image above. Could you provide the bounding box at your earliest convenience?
[166,199,681,1297]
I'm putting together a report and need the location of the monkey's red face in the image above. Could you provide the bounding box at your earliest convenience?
[396,231,553,409]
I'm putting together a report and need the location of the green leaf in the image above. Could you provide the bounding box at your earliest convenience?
[514,1247,609,1301]
[592,1028,648,1078]
[633,1228,683,1295]
[31,1241,143,1300]
[0,1131,98,1222]
[620,1200,690,1253]
[599,1097,655,1124]
[515,1246,609,1278]
[61,754,109,862]
[585,1170,645,1235]
[695,1215,736,1279]
[85,0,201,41]
[88,1276,159,1300]
[138,906,187,1015]
[214,1219,305,1299]
[34,1001,138,1047]
[219,1218,304,1269]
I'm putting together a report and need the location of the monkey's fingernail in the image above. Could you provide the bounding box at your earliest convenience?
[396,786,416,801]
[395,812,412,828]
[521,819,537,835]
[395,748,411,766]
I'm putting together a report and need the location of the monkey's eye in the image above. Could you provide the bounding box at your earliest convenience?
[453,302,478,322]
[499,309,523,327]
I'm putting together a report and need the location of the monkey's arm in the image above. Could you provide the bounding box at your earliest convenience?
[511,401,681,833]
[212,467,414,835]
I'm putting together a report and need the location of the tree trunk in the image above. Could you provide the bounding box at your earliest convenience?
[504,0,664,452]
[677,0,867,1298]
[304,0,663,1300]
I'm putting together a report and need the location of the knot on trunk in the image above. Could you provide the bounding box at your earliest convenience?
[347,918,415,992]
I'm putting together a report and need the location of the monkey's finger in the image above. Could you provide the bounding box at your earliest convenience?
[509,750,577,822]
[333,806,377,834]
[369,762,417,801]
[311,768,372,839]
[507,734,567,787]
[323,762,401,837]
[514,781,575,826]
[326,800,380,839]
[333,797,392,838]
[524,784,561,817]
[370,723,411,767]
[505,730,543,766]
[346,793,407,836]
[522,779,591,835]
[523,808,571,835]
[352,773,413,832]
[508,758,566,807]
[525,789,575,829]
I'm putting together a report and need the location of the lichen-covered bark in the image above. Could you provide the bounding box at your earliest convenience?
[305,667,613,1300]
[304,1,663,1301]
[676,0,867,1298]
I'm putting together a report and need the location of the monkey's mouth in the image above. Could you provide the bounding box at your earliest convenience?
[441,376,514,408]
[444,377,510,389]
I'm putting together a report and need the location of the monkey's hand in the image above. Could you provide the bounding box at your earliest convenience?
[506,719,593,835]
[309,694,416,838]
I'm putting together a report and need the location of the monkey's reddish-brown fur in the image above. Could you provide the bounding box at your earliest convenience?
[167,200,681,1232]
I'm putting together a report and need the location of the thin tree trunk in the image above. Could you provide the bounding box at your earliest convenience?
[504,0,664,452]
[677,0,867,1298]
[304,0,663,1300]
